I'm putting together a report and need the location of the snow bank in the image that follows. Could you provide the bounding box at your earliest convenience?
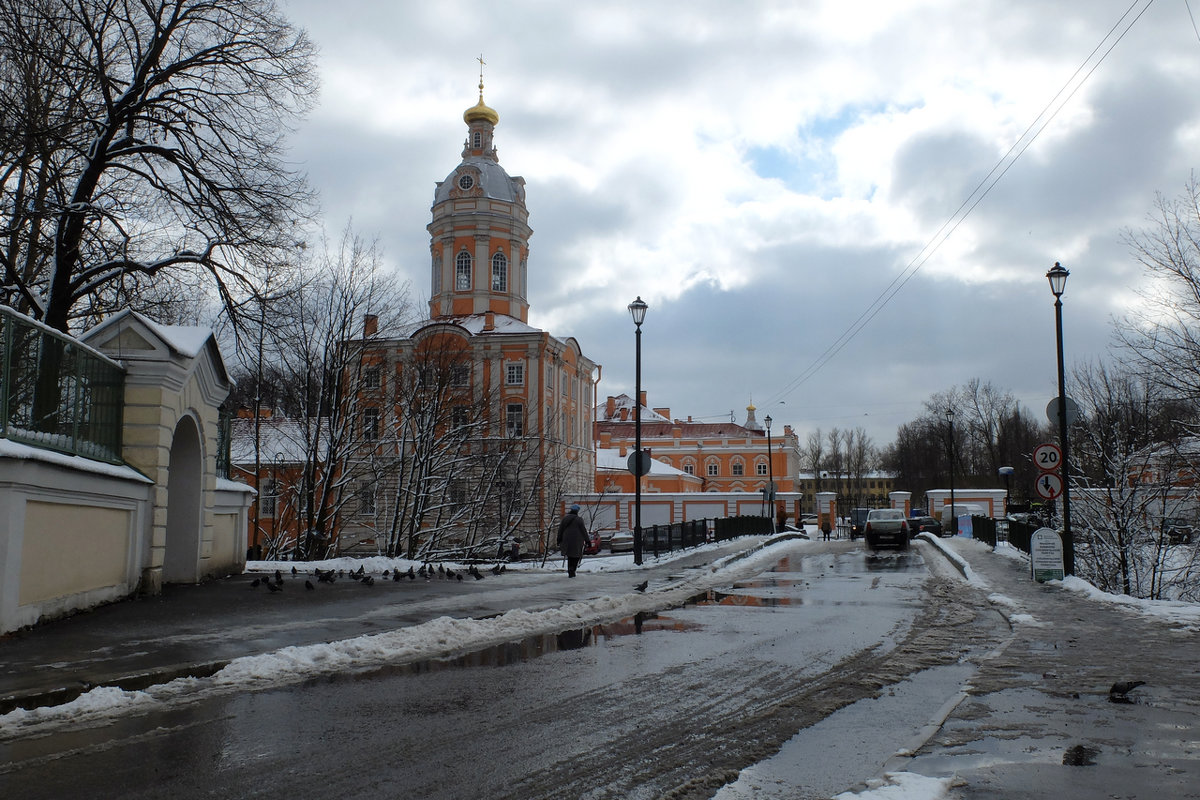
[833,771,954,799]
[0,537,800,737]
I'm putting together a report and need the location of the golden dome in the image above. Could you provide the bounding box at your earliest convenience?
[464,84,499,126]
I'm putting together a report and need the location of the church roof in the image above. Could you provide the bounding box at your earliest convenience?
[434,156,524,205]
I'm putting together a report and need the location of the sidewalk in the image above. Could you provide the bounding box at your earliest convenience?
[880,535,1200,799]
[0,537,771,715]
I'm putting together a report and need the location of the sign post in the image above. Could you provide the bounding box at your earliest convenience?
[1030,527,1065,582]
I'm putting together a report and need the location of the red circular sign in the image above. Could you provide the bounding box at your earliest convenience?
[1034,443,1062,473]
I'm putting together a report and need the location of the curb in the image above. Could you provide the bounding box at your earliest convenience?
[0,659,230,716]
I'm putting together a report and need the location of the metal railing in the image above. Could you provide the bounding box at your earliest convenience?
[642,518,711,558]
[963,515,1036,554]
[713,514,775,541]
[0,306,125,463]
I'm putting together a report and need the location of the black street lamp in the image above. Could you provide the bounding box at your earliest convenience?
[946,407,956,536]
[1047,262,1075,575]
[764,414,775,533]
[629,296,648,566]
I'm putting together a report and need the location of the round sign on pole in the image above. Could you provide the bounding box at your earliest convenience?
[627,450,652,477]
[1033,443,1062,473]
[1035,472,1063,500]
[1046,396,1080,426]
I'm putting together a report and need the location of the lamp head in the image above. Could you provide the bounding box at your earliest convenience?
[1047,262,1069,297]
[628,296,648,326]
[764,414,772,429]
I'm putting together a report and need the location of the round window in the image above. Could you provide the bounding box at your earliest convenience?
[457,174,475,190]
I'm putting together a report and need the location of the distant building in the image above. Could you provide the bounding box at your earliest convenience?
[594,393,800,497]
[796,470,897,511]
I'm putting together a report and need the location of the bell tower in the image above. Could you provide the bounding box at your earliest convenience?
[427,61,532,322]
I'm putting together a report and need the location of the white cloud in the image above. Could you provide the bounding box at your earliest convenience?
[277,0,1200,445]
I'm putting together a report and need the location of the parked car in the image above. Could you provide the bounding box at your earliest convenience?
[801,513,819,526]
[609,530,634,553]
[864,508,910,550]
[850,508,871,540]
[1164,518,1194,545]
[908,515,944,537]
[584,530,602,555]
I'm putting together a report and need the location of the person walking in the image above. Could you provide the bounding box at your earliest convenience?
[557,504,589,578]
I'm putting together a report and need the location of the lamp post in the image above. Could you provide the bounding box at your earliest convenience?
[1047,262,1075,575]
[764,414,775,532]
[629,296,648,566]
[998,466,1014,515]
[946,407,956,536]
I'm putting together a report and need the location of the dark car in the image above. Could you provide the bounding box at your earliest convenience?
[909,515,944,537]
[850,508,871,540]
[864,508,910,550]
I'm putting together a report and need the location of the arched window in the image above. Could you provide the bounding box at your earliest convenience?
[731,459,744,477]
[455,251,472,290]
[491,251,508,291]
[756,461,768,476]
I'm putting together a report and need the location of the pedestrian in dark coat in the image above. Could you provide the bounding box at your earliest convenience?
[557,504,588,578]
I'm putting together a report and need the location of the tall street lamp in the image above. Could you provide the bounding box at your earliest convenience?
[629,296,648,566]
[764,414,775,533]
[946,407,956,536]
[1047,262,1075,575]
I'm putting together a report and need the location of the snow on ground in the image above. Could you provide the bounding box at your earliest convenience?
[0,536,793,738]
[1058,575,1200,631]
[832,772,954,799]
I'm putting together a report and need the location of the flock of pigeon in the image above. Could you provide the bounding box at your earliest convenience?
[249,562,509,592]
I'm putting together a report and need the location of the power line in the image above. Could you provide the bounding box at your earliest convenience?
[766,0,1156,407]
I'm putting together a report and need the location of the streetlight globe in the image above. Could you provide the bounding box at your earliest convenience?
[764,414,772,429]
[1047,262,1069,297]
[628,296,648,327]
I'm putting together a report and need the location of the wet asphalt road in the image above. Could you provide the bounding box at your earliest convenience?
[0,541,959,799]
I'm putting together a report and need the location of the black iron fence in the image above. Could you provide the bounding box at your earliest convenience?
[713,514,775,542]
[963,515,1037,554]
[0,306,125,463]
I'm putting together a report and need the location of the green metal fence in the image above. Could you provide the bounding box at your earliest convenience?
[0,306,125,463]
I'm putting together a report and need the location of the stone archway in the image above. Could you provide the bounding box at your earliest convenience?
[163,415,203,583]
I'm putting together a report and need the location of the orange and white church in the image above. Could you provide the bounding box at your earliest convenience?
[339,77,599,547]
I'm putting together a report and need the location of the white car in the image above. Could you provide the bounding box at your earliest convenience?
[609,530,634,552]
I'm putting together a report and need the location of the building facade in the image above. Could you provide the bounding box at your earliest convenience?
[594,393,800,500]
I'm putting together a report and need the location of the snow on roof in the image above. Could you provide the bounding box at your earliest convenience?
[595,447,689,476]
[0,437,152,483]
[131,311,215,359]
[229,417,321,465]
[596,393,670,424]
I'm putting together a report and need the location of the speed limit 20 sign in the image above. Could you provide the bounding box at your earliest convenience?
[1034,443,1062,473]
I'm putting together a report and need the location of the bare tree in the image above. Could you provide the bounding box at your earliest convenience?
[1069,361,1200,599]
[0,0,317,332]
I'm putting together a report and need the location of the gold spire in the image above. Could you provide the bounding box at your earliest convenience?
[464,54,499,125]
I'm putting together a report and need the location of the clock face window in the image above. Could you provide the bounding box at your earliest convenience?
[458,174,474,190]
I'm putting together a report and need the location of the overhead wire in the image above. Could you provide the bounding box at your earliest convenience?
[764,0,1157,408]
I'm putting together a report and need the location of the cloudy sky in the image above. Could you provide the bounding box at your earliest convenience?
[279,0,1197,446]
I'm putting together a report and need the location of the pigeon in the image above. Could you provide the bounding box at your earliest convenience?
[634,580,649,592]
[251,577,261,588]
[305,580,315,590]
[362,575,375,586]
[267,581,281,592]
[383,569,390,577]
[291,566,298,576]
[392,570,401,582]
[355,565,365,577]
[407,566,416,580]
[491,564,503,575]
[1109,680,1145,702]
[275,569,283,584]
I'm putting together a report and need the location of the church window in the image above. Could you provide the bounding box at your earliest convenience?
[732,460,744,476]
[457,174,474,190]
[506,403,524,437]
[491,252,508,291]
[506,361,524,386]
[473,132,481,148]
[456,251,472,290]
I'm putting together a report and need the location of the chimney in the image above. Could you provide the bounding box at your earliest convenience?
[606,396,616,420]
[600,431,612,447]
[654,407,670,419]
[363,314,378,337]
[639,390,647,408]
[483,311,495,331]
[619,408,628,421]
